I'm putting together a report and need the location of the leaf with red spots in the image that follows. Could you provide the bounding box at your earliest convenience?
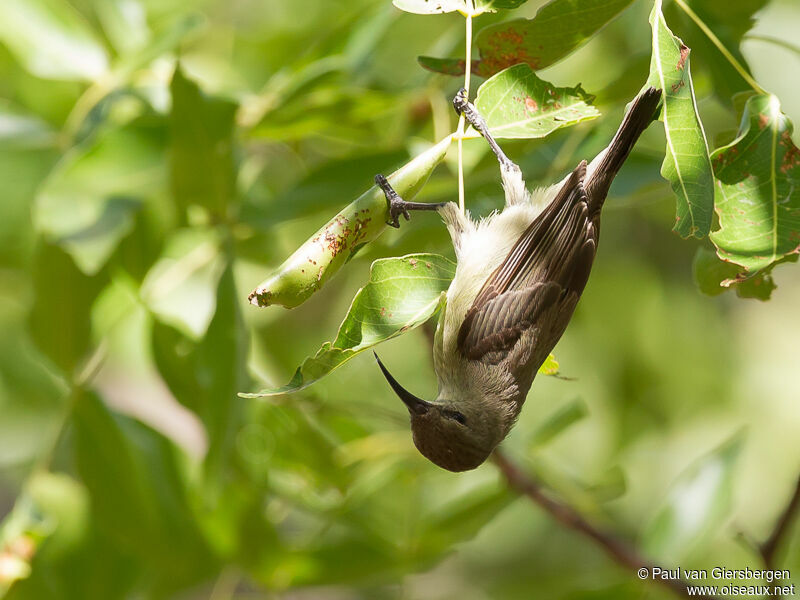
[474,64,599,139]
[709,94,800,280]
[418,0,634,77]
[647,0,714,239]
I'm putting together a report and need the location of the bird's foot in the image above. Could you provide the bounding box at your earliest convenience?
[374,174,446,228]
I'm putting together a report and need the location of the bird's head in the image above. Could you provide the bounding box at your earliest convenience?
[374,353,503,472]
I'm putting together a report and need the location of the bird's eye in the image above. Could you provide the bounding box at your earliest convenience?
[444,410,467,425]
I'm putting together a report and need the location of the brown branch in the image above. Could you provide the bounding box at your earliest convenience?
[492,450,719,600]
[760,473,800,567]
[758,472,800,600]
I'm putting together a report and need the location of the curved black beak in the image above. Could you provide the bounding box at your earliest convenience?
[373,352,432,415]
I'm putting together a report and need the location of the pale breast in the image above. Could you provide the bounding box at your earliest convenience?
[442,203,542,358]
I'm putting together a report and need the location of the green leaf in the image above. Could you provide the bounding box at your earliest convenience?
[33,121,166,275]
[29,244,107,373]
[692,246,790,301]
[93,0,151,57]
[475,0,530,10]
[419,0,634,77]
[529,397,588,449]
[141,228,226,340]
[709,94,800,279]
[115,14,204,80]
[538,353,560,376]
[71,391,217,590]
[0,0,109,81]
[648,0,714,239]
[643,434,742,560]
[475,64,599,140]
[247,135,452,309]
[152,264,248,490]
[169,66,238,221]
[241,254,455,397]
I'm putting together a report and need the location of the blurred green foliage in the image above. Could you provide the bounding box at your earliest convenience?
[1,0,800,599]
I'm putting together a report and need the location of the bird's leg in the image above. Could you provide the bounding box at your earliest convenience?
[453,88,528,206]
[375,174,447,228]
[453,88,521,174]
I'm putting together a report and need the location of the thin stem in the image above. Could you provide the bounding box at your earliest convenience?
[672,0,766,95]
[492,450,720,600]
[457,10,474,215]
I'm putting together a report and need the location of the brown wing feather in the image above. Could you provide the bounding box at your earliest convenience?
[457,160,598,363]
[457,87,662,365]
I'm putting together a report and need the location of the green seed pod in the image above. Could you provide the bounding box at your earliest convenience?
[248,134,453,308]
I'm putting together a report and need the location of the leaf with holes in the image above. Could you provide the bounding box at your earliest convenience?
[648,0,714,239]
[241,254,455,397]
[418,0,634,77]
[475,64,599,139]
[709,94,800,278]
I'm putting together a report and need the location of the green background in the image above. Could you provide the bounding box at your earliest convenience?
[1,0,800,598]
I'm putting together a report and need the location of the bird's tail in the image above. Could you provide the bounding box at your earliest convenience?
[585,87,662,209]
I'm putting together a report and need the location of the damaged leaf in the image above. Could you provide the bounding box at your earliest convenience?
[648,0,714,239]
[419,0,634,77]
[709,94,800,279]
[475,64,599,139]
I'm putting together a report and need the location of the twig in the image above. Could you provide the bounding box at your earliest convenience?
[760,473,800,567]
[492,450,719,600]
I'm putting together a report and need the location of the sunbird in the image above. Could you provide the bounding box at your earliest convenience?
[373,86,662,472]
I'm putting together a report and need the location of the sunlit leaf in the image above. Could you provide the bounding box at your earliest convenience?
[393,0,526,15]
[93,0,150,56]
[0,0,109,81]
[242,254,454,397]
[648,0,714,239]
[709,94,800,279]
[419,0,634,77]
[392,0,466,14]
[141,228,226,340]
[538,353,560,376]
[475,64,599,139]
[643,434,742,560]
[33,121,166,275]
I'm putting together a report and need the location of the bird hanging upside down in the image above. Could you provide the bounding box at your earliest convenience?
[374,86,662,472]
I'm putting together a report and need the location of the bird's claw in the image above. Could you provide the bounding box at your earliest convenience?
[386,197,412,228]
[375,173,411,228]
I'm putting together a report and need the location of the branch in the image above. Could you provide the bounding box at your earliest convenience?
[760,473,800,567]
[492,450,719,600]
